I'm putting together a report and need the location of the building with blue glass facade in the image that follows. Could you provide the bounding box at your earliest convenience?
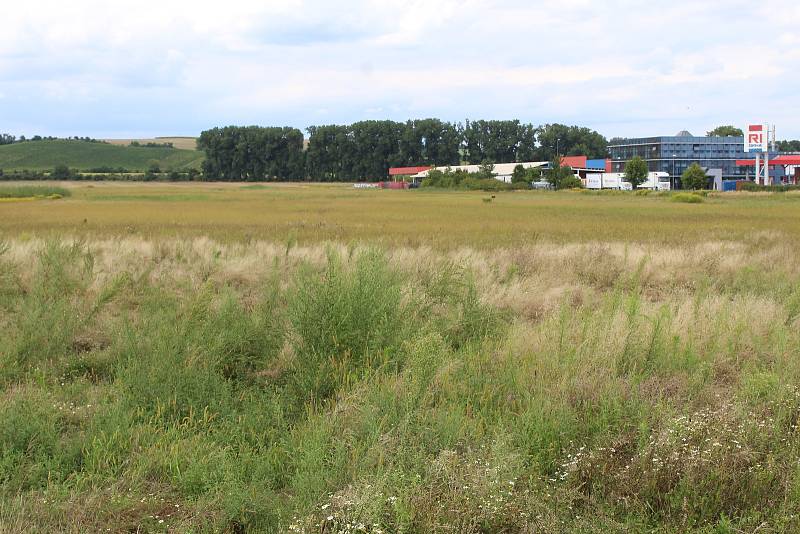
[607,131,762,181]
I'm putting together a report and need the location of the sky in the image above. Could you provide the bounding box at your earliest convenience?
[1,0,799,140]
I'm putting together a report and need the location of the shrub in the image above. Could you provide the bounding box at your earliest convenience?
[288,248,406,398]
[51,164,74,180]
[5,241,92,372]
[739,181,800,192]
[671,193,704,203]
[558,175,583,189]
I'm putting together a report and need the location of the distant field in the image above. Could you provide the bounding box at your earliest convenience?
[103,136,198,150]
[2,182,800,246]
[0,140,204,171]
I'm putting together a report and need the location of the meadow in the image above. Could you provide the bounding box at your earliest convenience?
[2,183,800,532]
[3,181,800,246]
[0,141,204,172]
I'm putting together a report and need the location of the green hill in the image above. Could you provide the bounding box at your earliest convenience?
[0,140,205,171]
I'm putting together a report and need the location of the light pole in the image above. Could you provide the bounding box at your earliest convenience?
[556,138,561,160]
[672,154,677,190]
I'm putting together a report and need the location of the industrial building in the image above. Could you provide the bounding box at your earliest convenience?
[608,131,757,181]
[409,162,548,183]
[382,127,799,189]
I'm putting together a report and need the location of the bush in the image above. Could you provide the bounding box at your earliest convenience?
[558,175,583,189]
[739,181,800,192]
[50,164,75,180]
[288,249,407,399]
[5,241,92,372]
[671,193,704,203]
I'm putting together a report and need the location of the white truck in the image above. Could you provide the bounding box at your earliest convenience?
[638,172,671,191]
[585,172,670,191]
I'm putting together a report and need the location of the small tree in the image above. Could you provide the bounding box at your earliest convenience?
[477,161,495,180]
[545,158,578,189]
[51,164,72,180]
[526,166,543,183]
[681,163,708,190]
[511,164,528,184]
[624,156,648,189]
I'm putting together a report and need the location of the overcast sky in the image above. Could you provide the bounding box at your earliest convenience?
[2,0,799,139]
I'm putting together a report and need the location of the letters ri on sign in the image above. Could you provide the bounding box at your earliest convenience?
[745,124,768,153]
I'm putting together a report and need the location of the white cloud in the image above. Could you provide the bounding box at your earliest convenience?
[1,0,799,138]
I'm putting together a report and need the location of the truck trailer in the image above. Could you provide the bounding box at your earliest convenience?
[585,172,671,191]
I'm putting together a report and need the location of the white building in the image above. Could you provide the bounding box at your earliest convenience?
[411,162,549,183]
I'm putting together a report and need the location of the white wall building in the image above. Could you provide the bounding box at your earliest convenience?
[412,162,549,183]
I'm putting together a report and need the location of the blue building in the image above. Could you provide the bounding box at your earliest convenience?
[608,130,768,182]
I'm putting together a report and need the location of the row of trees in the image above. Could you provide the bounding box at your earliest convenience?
[198,126,306,181]
[0,165,201,182]
[198,121,609,182]
[0,134,104,145]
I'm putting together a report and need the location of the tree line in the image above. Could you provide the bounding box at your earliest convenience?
[197,120,609,182]
[0,134,105,145]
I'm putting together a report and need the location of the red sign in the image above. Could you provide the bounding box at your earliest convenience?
[745,124,767,153]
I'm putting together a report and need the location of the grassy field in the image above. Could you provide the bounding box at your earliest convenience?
[0,140,204,171]
[2,182,800,246]
[103,137,199,151]
[2,184,800,532]
[0,185,71,199]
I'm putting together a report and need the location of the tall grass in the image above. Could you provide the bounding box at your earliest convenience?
[0,185,71,198]
[1,236,800,532]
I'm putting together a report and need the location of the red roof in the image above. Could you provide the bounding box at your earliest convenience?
[561,155,587,168]
[736,155,800,167]
[389,166,432,176]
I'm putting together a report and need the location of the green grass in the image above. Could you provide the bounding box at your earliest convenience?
[0,140,204,171]
[1,236,799,532]
[0,185,71,198]
[3,185,800,531]
[670,192,705,203]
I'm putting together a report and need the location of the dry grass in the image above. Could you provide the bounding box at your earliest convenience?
[3,182,800,247]
[102,137,198,150]
[4,186,800,532]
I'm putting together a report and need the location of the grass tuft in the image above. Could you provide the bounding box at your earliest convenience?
[671,192,705,203]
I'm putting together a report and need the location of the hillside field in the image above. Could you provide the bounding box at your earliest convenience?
[0,140,204,171]
[103,137,198,151]
[2,184,800,532]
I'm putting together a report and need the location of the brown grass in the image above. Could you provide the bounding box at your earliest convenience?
[102,137,198,150]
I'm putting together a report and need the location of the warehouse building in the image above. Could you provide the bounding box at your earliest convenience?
[409,161,548,183]
[608,131,752,181]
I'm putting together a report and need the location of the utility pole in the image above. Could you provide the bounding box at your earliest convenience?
[765,123,771,186]
[756,153,761,185]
